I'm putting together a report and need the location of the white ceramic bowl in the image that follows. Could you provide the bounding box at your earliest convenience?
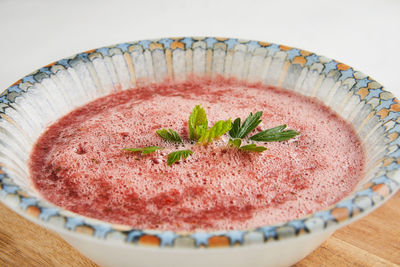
[0,37,399,267]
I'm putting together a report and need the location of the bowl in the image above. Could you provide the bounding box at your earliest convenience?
[0,37,399,267]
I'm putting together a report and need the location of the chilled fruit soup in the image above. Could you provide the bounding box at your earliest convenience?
[29,77,365,232]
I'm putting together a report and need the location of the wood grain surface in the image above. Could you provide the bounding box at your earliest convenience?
[0,192,399,267]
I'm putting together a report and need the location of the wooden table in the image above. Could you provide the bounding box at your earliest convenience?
[1,192,399,266]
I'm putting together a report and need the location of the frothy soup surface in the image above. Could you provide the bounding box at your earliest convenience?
[29,78,365,231]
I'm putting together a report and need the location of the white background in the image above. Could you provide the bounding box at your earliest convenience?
[0,0,399,96]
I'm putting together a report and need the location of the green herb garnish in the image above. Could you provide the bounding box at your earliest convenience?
[239,144,268,152]
[156,129,183,143]
[229,138,267,152]
[250,124,299,142]
[123,105,299,166]
[228,138,242,148]
[123,146,163,155]
[167,150,193,165]
[198,119,232,144]
[229,111,263,139]
[188,105,208,141]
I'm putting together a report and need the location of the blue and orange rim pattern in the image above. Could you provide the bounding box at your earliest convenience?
[0,37,399,248]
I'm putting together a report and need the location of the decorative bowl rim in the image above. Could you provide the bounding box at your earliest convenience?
[0,36,399,248]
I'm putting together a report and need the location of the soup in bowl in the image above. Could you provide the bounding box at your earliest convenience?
[0,37,399,267]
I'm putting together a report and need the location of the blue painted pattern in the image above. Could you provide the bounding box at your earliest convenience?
[0,96,10,104]
[339,68,354,81]
[39,208,59,221]
[157,231,178,247]
[96,47,110,57]
[266,44,281,57]
[205,37,218,49]
[159,38,174,49]
[286,48,301,61]
[93,224,113,239]
[224,38,238,49]
[65,217,85,230]
[226,230,246,245]
[305,54,319,66]
[246,40,261,52]
[8,85,23,93]
[191,232,213,247]
[323,61,338,74]
[116,43,131,52]
[19,197,38,210]
[256,226,277,239]
[126,230,144,243]
[181,37,194,49]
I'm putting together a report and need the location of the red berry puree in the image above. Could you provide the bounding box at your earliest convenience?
[29,77,365,232]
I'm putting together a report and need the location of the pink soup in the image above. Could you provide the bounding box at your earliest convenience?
[29,77,365,232]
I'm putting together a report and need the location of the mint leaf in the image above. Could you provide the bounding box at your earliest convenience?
[156,129,183,143]
[189,105,208,140]
[198,119,232,144]
[230,118,242,138]
[229,111,263,139]
[228,138,242,148]
[230,138,266,152]
[250,124,299,142]
[195,124,208,139]
[167,150,193,166]
[239,144,268,152]
[123,146,163,155]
